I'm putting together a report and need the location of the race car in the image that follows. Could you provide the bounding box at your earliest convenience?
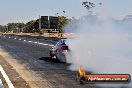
[49,39,69,62]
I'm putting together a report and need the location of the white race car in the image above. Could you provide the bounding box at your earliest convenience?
[50,39,69,62]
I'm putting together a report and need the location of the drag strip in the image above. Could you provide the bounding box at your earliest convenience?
[0,35,96,88]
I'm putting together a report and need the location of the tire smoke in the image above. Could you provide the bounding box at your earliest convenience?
[65,14,132,87]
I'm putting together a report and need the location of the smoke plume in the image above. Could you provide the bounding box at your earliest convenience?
[64,14,132,87]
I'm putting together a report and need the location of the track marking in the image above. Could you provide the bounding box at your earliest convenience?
[33,42,38,44]
[49,45,54,47]
[0,65,14,88]
[28,41,33,43]
[43,44,48,46]
[34,42,54,46]
[38,43,43,45]
[4,35,53,47]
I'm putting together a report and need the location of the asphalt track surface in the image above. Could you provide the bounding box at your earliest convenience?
[0,35,97,88]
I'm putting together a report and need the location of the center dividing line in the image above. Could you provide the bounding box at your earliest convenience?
[32,42,54,46]
[28,41,33,43]
[0,65,14,88]
[49,45,54,47]
[33,42,38,44]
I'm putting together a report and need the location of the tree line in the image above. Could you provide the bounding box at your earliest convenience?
[0,16,69,34]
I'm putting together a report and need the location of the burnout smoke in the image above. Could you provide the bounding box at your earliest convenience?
[64,14,132,87]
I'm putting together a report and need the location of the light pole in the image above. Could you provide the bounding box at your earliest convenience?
[39,15,41,30]
[16,27,18,33]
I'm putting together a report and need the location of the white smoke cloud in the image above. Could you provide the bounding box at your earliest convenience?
[64,14,132,87]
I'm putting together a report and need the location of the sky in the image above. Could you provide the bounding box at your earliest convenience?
[0,0,132,25]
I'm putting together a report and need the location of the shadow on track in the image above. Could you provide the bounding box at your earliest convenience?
[39,57,66,63]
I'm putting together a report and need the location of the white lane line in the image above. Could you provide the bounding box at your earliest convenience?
[0,65,14,88]
[38,43,43,45]
[28,41,33,43]
[36,42,54,46]
[49,45,54,47]
[0,79,4,88]
[26,40,54,47]
[33,42,38,44]
[19,39,21,40]
[42,44,48,46]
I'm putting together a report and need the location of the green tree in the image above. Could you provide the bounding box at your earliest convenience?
[0,25,6,33]
[58,16,68,33]
[7,23,25,33]
[24,20,36,33]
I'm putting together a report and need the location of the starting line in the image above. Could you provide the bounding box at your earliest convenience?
[0,65,14,88]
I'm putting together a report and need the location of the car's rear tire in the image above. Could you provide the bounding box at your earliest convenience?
[49,51,53,58]
[56,53,66,62]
